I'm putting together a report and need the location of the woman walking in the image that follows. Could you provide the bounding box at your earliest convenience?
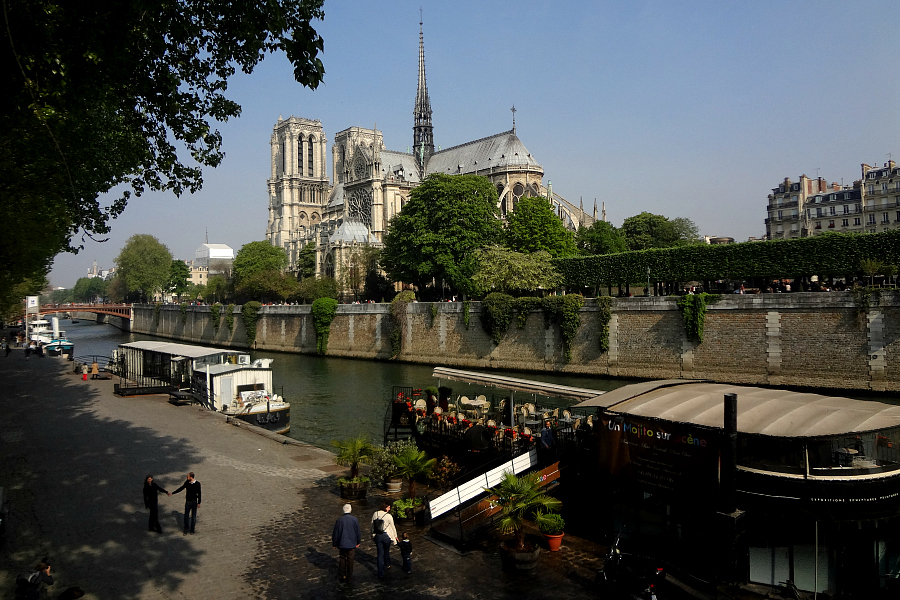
[143,475,170,533]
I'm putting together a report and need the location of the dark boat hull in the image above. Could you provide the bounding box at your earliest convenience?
[236,406,290,435]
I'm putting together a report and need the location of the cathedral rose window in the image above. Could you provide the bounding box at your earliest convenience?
[348,189,373,229]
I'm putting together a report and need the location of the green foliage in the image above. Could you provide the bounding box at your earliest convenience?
[514,297,542,328]
[430,302,438,326]
[233,242,288,286]
[676,293,721,343]
[235,269,298,303]
[428,455,462,491]
[485,471,562,551]
[330,435,376,480]
[621,212,700,251]
[851,286,880,324]
[225,303,235,332]
[369,439,419,485]
[168,260,191,299]
[340,246,382,301]
[389,290,416,358]
[481,293,515,345]
[391,496,424,519]
[337,476,370,485]
[503,196,577,258]
[363,270,394,303]
[205,275,229,304]
[241,301,262,346]
[1,0,324,307]
[576,220,628,255]
[536,512,565,535]
[463,299,470,328]
[180,302,188,324]
[381,173,502,295]
[296,242,317,280]
[555,229,900,288]
[597,297,612,353]
[153,302,161,326]
[860,258,883,286]
[542,295,585,361]
[0,277,48,321]
[298,276,339,303]
[210,302,222,334]
[72,276,107,303]
[311,297,338,355]
[471,246,563,295]
[115,234,173,301]
[393,447,436,499]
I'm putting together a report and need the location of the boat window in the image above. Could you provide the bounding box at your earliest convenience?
[738,436,805,475]
[808,431,900,474]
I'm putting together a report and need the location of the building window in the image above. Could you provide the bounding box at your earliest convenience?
[843,205,849,214]
[816,208,823,217]
[298,137,304,172]
[815,222,822,229]
[828,220,835,228]
[777,210,783,219]
[855,217,861,226]
[842,219,849,227]
[308,141,314,177]
[883,212,890,224]
[830,206,836,215]
[856,204,862,213]
[896,211,900,222]
[868,185,875,194]
[882,183,888,191]
[869,214,877,224]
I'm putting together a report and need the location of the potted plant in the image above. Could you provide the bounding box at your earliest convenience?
[331,435,376,500]
[428,455,462,491]
[370,439,418,494]
[391,496,424,521]
[393,447,436,500]
[536,512,565,551]
[485,471,562,571]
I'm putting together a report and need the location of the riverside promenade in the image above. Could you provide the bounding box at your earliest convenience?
[0,350,607,600]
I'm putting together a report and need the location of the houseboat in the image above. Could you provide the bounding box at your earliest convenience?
[110,341,290,434]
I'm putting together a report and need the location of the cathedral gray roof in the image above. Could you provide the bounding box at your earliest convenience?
[380,150,421,184]
[327,182,345,208]
[329,220,379,244]
[425,130,541,176]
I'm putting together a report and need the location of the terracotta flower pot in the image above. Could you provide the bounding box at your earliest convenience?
[544,532,564,552]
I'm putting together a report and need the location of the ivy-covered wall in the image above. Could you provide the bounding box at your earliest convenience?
[131,292,900,392]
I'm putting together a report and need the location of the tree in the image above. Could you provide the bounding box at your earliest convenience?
[72,278,93,303]
[298,277,338,303]
[106,275,127,303]
[235,269,298,303]
[205,275,230,304]
[168,260,191,300]
[233,242,288,286]
[576,221,627,255]
[393,447,436,499]
[297,242,317,280]
[381,173,502,295]
[621,212,701,250]
[503,196,576,258]
[670,217,703,246]
[115,234,172,302]
[0,276,47,320]
[471,246,563,295]
[1,1,325,305]
[340,246,382,301]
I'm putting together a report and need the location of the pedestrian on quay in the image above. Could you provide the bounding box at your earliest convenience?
[172,472,201,535]
[332,503,361,584]
[90,361,99,380]
[143,474,171,534]
[371,503,399,545]
[371,503,398,579]
[399,532,413,574]
[16,560,53,598]
[540,421,556,466]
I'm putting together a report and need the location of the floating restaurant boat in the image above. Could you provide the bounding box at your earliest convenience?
[111,341,289,435]
[30,316,73,355]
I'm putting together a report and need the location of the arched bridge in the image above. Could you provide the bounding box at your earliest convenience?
[39,304,132,319]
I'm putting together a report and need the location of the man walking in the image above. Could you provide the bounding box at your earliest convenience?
[332,504,361,584]
[172,472,201,535]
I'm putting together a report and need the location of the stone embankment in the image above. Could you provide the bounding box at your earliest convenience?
[133,292,900,392]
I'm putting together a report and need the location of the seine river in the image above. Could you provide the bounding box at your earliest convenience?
[64,320,631,449]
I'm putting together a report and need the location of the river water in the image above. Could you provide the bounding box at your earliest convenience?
[63,320,632,449]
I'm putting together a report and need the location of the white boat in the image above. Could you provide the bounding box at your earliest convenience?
[112,341,290,435]
[30,316,73,355]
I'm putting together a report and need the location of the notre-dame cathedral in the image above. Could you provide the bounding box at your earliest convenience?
[265,20,596,283]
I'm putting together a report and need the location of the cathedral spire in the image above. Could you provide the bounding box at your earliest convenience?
[413,13,434,169]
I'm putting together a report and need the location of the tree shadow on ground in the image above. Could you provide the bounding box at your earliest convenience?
[0,357,202,599]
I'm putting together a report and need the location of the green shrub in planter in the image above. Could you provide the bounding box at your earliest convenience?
[392,496,424,519]
[536,512,565,535]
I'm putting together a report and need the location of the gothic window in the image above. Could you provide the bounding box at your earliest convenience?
[282,142,286,174]
[496,183,505,198]
[298,135,304,173]
[348,189,373,228]
[308,136,314,176]
[513,182,525,198]
[324,254,334,278]
[311,212,320,223]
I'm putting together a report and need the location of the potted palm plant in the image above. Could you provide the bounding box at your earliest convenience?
[392,447,436,525]
[331,435,376,500]
[485,471,562,570]
[536,512,565,551]
[370,439,418,494]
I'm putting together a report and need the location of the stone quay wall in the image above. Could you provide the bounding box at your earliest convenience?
[131,292,900,392]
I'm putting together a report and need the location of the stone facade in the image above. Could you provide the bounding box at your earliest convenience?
[765,160,900,240]
[264,21,595,286]
[132,292,900,393]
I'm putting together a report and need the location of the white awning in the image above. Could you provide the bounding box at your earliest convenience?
[432,367,603,401]
[120,341,238,359]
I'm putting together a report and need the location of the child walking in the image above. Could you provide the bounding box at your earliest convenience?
[399,532,413,573]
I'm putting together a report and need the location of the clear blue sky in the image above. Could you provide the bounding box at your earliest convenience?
[49,0,900,288]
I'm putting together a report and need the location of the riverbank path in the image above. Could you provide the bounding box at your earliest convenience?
[0,350,606,600]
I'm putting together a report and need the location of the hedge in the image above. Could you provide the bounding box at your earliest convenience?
[554,230,900,287]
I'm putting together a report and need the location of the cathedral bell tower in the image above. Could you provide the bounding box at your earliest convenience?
[413,17,434,171]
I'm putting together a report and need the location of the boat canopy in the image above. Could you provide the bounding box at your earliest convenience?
[574,380,900,437]
[119,341,240,360]
[432,367,603,402]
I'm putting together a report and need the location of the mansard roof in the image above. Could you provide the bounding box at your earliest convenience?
[329,220,379,244]
[424,130,541,176]
[380,150,421,184]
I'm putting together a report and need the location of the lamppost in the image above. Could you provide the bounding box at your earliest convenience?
[646,267,651,297]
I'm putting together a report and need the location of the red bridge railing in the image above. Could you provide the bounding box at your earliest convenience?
[36,304,132,319]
